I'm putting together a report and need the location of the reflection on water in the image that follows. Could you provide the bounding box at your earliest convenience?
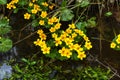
[0,63,12,80]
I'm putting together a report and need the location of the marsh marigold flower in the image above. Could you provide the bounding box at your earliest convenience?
[77,51,86,60]
[110,42,116,48]
[49,5,54,10]
[34,4,41,11]
[48,18,54,25]
[40,11,47,18]
[54,23,61,30]
[59,47,72,58]
[49,27,56,32]
[41,46,50,54]
[55,38,62,46]
[24,13,31,19]
[29,2,33,7]
[84,42,92,50]
[42,2,48,7]
[12,0,19,3]
[39,20,45,25]
[39,33,47,40]
[116,38,120,44]
[37,29,43,35]
[69,23,75,29]
[52,33,57,39]
[32,0,37,3]
[31,9,37,14]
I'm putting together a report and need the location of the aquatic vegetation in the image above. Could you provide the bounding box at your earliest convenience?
[0,0,119,79]
[110,34,120,50]
[0,16,12,52]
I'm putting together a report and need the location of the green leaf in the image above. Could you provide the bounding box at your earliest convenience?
[105,12,112,17]
[80,0,89,7]
[13,8,19,13]
[18,0,27,6]
[0,38,12,52]
[0,17,11,35]
[31,61,36,65]
[76,22,87,30]
[22,58,28,63]
[0,0,7,5]
[60,8,74,21]
[32,20,39,27]
[71,52,79,60]
[87,17,96,28]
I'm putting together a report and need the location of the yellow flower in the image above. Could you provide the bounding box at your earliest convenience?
[39,41,46,48]
[54,23,61,30]
[31,9,37,14]
[34,4,41,11]
[7,3,13,9]
[49,5,54,10]
[48,18,54,25]
[72,32,77,38]
[59,47,72,58]
[40,33,47,40]
[84,42,92,50]
[29,2,33,7]
[41,46,51,54]
[37,29,43,35]
[74,44,83,52]
[74,29,84,36]
[65,28,72,34]
[39,20,45,25]
[69,43,75,50]
[83,35,89,41]
[64,38,73,45]
[55,38,62,46]
[32,0,37,3]
[77,51,86,60]
[118,34,120,38]
[68,23,75,29]
[52,33,58,39]
[64,49,72,58]
[12,0,19,3]
[40,11,47,18]
[116,38,120,44]
[34,39,46,47]
[24,13,31,19]
[52,17,59,22]
[42,2,48,7]
[49,27,56,32]
[7,3,16,9]
[34,39,41,46]
[59,47,66,56]
[110,42,116,48]
[60,32,67,41]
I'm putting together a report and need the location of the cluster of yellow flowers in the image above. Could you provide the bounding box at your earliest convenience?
[52,23,92,60]
[7,0,92,60]
[34,29,51,54]
[7,0,19,9]
[110,34,120,49]
[23,1,54,21]
[34,22,92,60]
